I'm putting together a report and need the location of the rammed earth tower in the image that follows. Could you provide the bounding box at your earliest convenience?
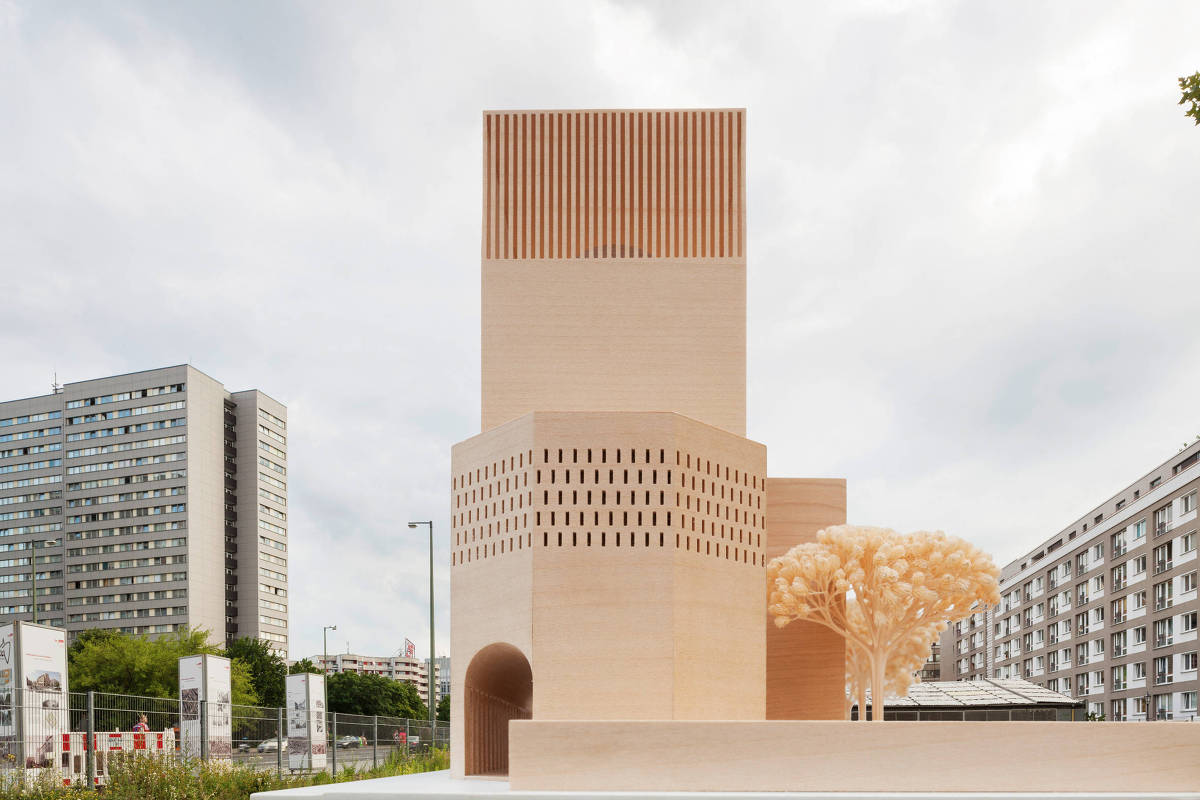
[0,365,289,653]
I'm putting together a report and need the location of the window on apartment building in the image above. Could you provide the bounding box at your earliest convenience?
[1111,698,1127,721]
[1133,590,1147,610]
[1184,572,1198,593]
[1112,563,1127,590]
[1133,520,1147,540]
[1155,504,1173,535]
[1184,652,1199,671]
[1154,580,1173,611]
[1183,611,1198,633]
[1133,626,1147,645]
[1184,492,1197,514]
[1092,575,1104,593]
[1111,630,1127,657]
[1154,618,1174,647]
[1111,530,1128,556]
[1133,661,1147,679]
[1154,542,1173,574]
[1133,555,1147,574]
[1183,692,1198,713]
[1181,531,1196,554]
[1154,655,1173,685]
[1155,693,1173,719]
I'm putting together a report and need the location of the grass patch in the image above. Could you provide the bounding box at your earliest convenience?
[0,748,448,800]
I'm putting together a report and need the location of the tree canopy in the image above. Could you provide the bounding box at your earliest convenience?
[67,627,258,705]
[436,693,449,722]
[288,657,321,675]
[325,671,427,719]
[225,636,286,707]
[1180,72,1200,126]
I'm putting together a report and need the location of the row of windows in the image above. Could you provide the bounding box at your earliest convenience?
[69,606,187,623]
[0,458,61,475]
[259,614,287,628]
[259,583,287,597]
[258,440,286,459]
[0,474,62,492]
[67,399,186,425]
[68,537,186,557]
[0,427,60,444]
[260,566,287,582]
[259,472,286,491]
[260,503,285,521]
[69,571,186,589]
[67,435,186,459]
[0,506,59,522]
[67,588,187,606]
[67,554,187,573]
[258,408,286,430]
[0,443,61,460]
[65,417,184,442]
[65,383,184,410]
[67,520,185,541]
[0,491,60,506]
[67,451,185,475]
[258,424,285,445]
[259,487,286,506]
[260,551,286,567]
[67,486,185,508]
[260,598,286,612]
[453,447,764,489]
[261,631,287,644]
[259,536,286,552]
[0,410,61,428]
[67,503,185,524]
[258,456,286,476]
[0,570,61,584]
[67,470,185,492]
[0,522,62,538]
[258,519,286,536]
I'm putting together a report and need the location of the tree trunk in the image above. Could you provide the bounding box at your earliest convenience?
[856,678,867,722]
[870,651,887,723]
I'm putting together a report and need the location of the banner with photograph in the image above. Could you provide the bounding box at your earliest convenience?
[18,623,67,768]
[0,624,14,759]
[286,672,326,770]
[205,656,232,759]
[179,655,204,758]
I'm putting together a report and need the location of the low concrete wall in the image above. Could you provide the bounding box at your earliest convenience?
[509,720,1200,793]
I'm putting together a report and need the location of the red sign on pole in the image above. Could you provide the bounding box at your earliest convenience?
[404,639,416,659]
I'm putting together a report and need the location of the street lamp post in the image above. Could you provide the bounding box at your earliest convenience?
[407,521,435,728]
[323,625,338,675]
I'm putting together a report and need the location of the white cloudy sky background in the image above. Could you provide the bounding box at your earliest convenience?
[2,0,1198,663]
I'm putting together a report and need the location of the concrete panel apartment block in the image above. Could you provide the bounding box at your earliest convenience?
[0,365,288,653]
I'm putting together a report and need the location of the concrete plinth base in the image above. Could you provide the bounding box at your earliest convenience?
[250,770,1200,800]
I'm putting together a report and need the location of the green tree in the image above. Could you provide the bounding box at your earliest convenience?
[68,627,258,704]
[325,672,427,719]
[436,693,449,722]
[289,657,321,675]
[224,636,286,707]
[1180,72,1200,125]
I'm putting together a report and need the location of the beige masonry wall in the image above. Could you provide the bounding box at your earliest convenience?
[764,478,847,720]
[450,411,767,775]
[508,719,1200,792]
[480,109,748,436]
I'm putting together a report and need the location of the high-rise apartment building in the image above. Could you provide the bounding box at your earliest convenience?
[0,365,289,652]
[948,440,1200,721]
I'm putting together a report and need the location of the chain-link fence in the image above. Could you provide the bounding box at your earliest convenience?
[0,688,449,787]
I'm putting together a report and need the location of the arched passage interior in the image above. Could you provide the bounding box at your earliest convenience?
[464,642,532,776]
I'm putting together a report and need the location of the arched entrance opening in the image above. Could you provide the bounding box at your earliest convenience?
[464,643,532,777]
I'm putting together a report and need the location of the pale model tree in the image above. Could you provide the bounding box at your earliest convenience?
[768,525,1000,722]
[844,610,945,720]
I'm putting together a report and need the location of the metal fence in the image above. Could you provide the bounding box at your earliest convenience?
[0,689,449,787]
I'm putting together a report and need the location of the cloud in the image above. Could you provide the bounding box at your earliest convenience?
[2,0,1198,662]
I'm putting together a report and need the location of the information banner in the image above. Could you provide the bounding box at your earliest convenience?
[286,673,326,770]
[18,624,68,768]
[178,654,232,760]
[0,624,14,760]
[178,655,203,758]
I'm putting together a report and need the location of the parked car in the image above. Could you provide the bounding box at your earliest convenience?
[336,735,360,749]
[257,738,287,753]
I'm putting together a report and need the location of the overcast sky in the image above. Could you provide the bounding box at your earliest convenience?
[2,1,1198,663]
